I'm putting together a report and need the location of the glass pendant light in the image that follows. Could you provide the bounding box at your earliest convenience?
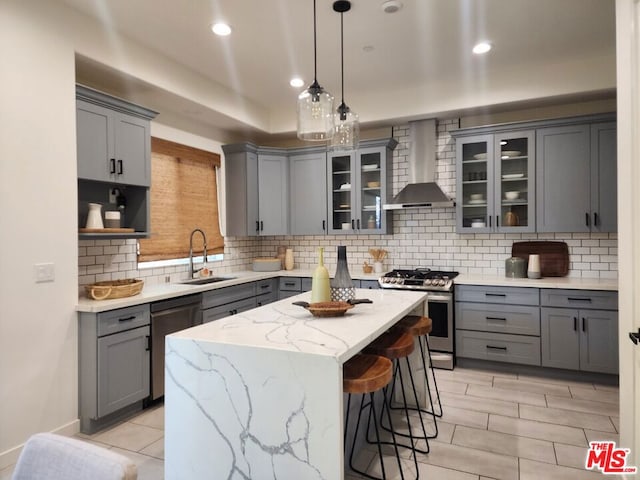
[331,0,359,151]
[297,0,335,141]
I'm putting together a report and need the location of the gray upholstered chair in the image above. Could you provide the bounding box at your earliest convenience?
[12,433,137,480]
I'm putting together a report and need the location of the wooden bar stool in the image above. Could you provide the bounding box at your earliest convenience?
[365,329,430,458]
[344,354,404,480]
[395,315,443,422]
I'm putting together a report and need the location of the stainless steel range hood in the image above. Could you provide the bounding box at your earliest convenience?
[383,119,455,210]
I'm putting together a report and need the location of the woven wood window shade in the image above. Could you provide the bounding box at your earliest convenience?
[138,137,223,262]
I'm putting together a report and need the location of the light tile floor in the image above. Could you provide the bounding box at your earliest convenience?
[0,366,619,480]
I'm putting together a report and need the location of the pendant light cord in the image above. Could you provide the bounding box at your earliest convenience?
[340,11,345,105]
[313,0,318,82]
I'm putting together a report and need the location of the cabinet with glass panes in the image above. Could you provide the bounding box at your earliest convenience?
[455,130,535,233]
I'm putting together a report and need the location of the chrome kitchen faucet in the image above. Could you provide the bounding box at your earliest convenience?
[189,228,208,278]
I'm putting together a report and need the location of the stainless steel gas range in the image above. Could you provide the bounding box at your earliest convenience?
[379,268,458,369]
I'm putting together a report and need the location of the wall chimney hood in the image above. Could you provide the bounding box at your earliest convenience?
[383,119,455,210]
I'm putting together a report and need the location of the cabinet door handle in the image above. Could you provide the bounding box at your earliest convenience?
[585,212,590,227]
[582,317,587,332]
[573,317,578,331]
[357,219,360,230]
[496,215,500,227]
[260,221,264,231]
[284,282,295,286]
[110,158,116,174]
[568,297,592,303]
[594,212,599,226]
[260,284,269,290]
[145,335,151,351]
[118,315,136,322]
[485,293,506,297]
[117,159,123,175]
[486,345,507,351]
[255,221,260,232]
[489,215,492,227]
[351,219,355,229]
[486,316,506,321]
[322,220,326,231]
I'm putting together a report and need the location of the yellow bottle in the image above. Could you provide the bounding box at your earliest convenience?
[311,247,331,303]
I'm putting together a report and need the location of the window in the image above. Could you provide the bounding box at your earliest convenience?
[138,137,224,262]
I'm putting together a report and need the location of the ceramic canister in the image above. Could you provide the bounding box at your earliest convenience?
[527,254,541,279]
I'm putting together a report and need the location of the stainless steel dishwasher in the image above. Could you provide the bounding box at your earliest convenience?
[150,294,202,400]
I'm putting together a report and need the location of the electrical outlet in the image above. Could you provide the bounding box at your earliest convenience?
[108,188,119,204]
[34,263,55,283]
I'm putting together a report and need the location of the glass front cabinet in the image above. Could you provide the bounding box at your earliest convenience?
[456,131,535,233]
[327,139,395,235]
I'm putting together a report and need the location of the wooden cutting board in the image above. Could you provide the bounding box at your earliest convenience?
[511,241,569,277]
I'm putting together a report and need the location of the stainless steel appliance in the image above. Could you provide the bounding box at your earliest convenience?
[379,268,458,369]
[150,294,202,400]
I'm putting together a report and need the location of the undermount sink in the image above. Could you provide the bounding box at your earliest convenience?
[179,276,236,285]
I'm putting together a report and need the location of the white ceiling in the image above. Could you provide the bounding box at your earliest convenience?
[64,0,616,141]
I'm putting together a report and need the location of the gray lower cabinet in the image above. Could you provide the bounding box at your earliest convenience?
[455,285,541,366]
[202,283,257,323]
[278,277,313,299]
[289,150,327,235]
[256,278,278,306]
[540,289,618,374]
[79,304,150,433]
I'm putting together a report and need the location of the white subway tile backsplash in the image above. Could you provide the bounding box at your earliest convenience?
[77,119,617,286]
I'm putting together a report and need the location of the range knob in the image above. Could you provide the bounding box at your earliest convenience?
[423,279,432,286]
[438,279,446,287]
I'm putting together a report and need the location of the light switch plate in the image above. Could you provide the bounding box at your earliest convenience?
[34,263,55,283]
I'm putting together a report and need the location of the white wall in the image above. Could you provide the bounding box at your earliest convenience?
[0,0,79,466]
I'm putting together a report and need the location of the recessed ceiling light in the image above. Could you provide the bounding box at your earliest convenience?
[363,45,375,53]
[290,77,304,88]
[381,0,403,13]
[211,23,232,36]
[472,42,492,54]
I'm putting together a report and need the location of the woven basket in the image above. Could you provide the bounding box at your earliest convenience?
[85,279,144,300]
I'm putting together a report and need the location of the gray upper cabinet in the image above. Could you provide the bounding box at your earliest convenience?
[536,124,591,232]
[76,86,156,239]
[327,139,396,234]
[223,144,289,236]
[76,86,156,187]
[455,131,535,233]
[591,122,617,233]
[453,113,616,234]
[289,150,327,235]
[536,118,617,233]
[258,153,289,235]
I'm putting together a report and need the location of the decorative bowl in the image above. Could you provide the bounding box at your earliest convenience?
[505,191,519,200]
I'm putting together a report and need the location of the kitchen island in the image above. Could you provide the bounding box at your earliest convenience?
[164,288,427,480]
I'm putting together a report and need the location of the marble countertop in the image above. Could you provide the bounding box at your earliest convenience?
[455,274,618,291]
[76,269,383,313]
[168,288,427,362]
[77,268,618,313]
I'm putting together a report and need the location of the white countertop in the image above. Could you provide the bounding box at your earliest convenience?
[76,269,383,313]
[455,274,618,291]
[168,288,427,362]
[77,269,618,313]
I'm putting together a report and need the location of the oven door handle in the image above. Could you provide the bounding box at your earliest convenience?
[426,293,452,302]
